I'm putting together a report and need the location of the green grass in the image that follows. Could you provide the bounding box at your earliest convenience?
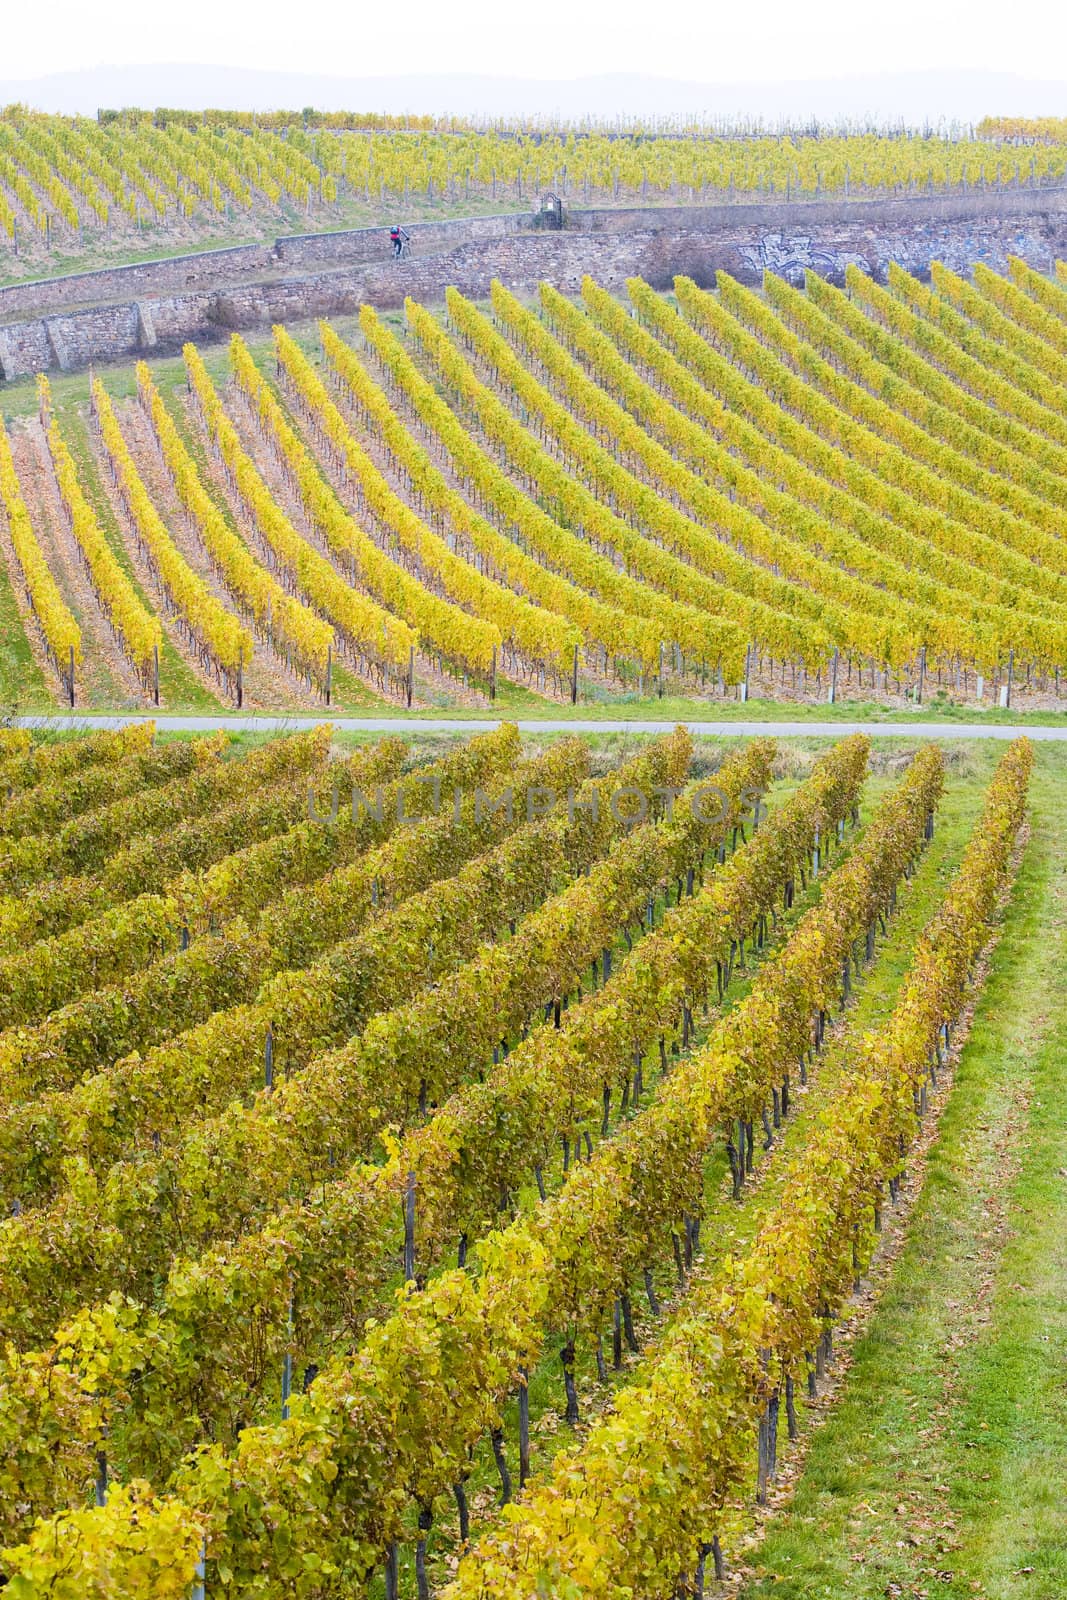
[734,744,1067,1600]
[0,555,53,712]
[17,693,1067,728]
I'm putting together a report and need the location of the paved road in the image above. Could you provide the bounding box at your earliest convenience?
[13,713,1067,740]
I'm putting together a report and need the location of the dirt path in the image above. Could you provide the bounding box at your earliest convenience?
[178,380,432,708]
[117,394,322,713]
[324,334,638,703]
[279,362,566,705]
[222,374,491,710]
[0,178,58,245]
[72,403,252,711]
[9,418,149,709]
[173,384,394,709]
[15,714,1067,739]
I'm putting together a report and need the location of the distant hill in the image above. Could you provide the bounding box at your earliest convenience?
[3,64,1067,125]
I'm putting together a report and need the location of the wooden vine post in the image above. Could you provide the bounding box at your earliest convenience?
[264,1023,274,1090]
[191,1542,206,1600]
[404,1171,417,1282]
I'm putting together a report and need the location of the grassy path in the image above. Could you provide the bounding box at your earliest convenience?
[0,549,51,711]
[692,751,993,1277]
[735,744,1067,1600]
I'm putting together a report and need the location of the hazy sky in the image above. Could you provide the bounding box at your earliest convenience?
[3,0,1064,85]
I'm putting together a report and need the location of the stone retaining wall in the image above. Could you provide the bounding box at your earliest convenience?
[2,191,1066,382]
